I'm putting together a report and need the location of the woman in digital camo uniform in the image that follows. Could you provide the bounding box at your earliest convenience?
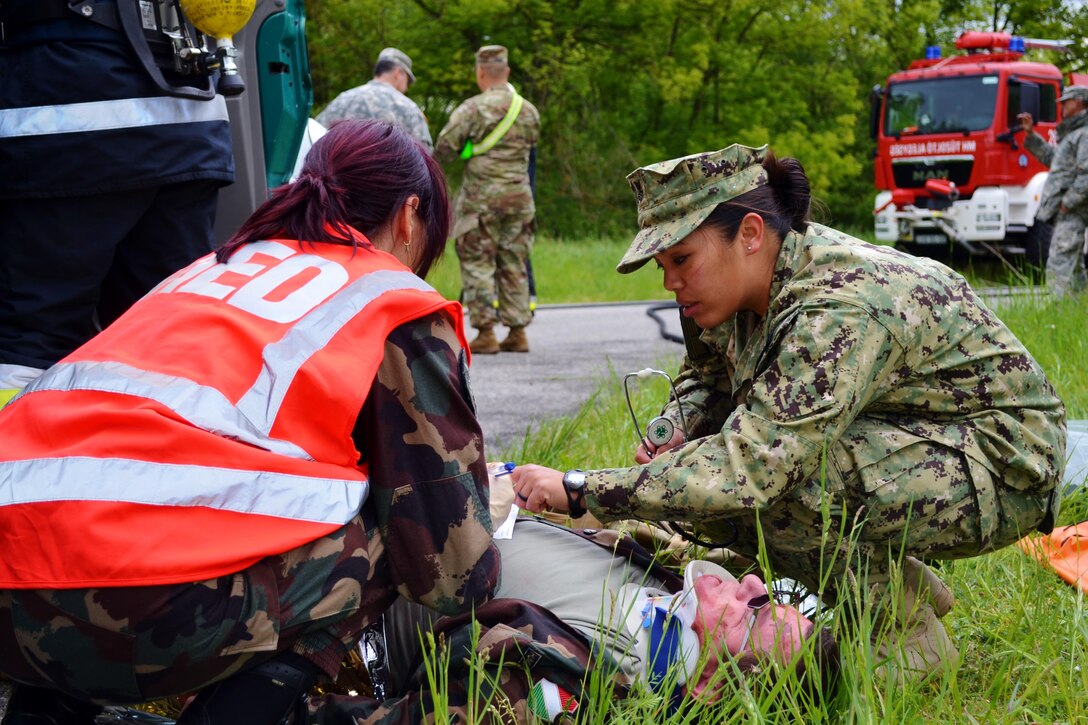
[512,143,1065,679]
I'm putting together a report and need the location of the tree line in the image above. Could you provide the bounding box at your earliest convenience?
[305,0,1088,238]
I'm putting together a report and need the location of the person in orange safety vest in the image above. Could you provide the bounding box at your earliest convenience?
[0,119,500,725]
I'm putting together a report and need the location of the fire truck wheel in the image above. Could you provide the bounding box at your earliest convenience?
[1024,221,1052,269]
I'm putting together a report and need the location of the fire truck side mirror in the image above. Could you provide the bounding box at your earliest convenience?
[870,85,884,139]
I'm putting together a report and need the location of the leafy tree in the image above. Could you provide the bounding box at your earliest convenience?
[304,0,1088,237]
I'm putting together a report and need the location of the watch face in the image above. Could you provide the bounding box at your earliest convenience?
[564,469,587,489]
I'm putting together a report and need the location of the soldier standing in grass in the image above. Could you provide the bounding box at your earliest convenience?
[317,48,433,153]
[436,45,540,354]
[1019,84,1088,298]
[512,143,1066,681]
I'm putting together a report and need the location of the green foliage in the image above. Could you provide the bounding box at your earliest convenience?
[305,0,1088,237]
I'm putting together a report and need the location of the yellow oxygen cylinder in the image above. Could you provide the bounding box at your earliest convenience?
[178,0,257,95]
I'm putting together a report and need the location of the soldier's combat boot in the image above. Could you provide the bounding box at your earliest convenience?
[499,326,529,353]
[872,558,958,683]
[903,555,954,617]
[469,328,499,355]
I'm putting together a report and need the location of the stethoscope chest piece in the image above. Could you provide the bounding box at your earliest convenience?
[645,415,676,448]
[623,367,687,456]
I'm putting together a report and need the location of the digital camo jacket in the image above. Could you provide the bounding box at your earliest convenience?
[585,224,1065,554]
[317,80,433,153]
[435,83,540,239]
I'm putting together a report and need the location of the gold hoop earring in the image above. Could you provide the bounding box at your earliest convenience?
[402,239,412,250]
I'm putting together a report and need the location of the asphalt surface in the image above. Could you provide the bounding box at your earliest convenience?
[468,301,686,453]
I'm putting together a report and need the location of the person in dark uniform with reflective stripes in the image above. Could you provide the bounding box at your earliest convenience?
[0,0,235,406]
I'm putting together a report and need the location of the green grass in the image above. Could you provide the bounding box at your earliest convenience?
[494,352,1088,722]
[419,236,1088,722]
[426,228,1045,305]
[426,235,675,304]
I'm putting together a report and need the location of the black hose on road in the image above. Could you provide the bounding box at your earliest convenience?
[646,301,684,343]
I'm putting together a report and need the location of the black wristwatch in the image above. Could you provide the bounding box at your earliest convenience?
[562,469,588,518]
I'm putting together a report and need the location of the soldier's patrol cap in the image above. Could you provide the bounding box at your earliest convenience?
[617,143,769,274]
[475,45,509,66]
[377,47,415,83]
[1058,85,1088,103]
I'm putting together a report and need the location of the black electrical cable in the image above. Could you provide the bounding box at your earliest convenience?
[646,302,684,344]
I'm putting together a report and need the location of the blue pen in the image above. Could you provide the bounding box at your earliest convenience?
[493,461,516,477]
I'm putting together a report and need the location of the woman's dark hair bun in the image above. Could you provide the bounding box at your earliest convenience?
[762,150,811,232]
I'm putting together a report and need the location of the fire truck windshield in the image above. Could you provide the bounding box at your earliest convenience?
[884,75,999,136]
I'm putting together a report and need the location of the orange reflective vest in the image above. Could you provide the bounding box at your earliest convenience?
[0,237,467,588]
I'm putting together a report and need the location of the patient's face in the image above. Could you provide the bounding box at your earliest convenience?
[692,573,809,665]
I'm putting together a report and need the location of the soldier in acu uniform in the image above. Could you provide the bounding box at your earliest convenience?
[436,45,541,354]
[512,144,1066,680]
[1019,84,1088,298]
[318,47,433,153]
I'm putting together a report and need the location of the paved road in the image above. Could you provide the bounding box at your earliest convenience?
[469,301,685,454]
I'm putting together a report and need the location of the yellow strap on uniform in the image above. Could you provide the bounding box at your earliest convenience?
[460,86,524,160]
[0,388,20,409]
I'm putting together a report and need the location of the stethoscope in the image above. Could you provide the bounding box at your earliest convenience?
[623,367,689,456]
[623,367,738,549]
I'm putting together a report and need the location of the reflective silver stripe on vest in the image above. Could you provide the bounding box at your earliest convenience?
[2,457,366,525]
[0,363,44,390]
[23,361,314,461]
[237,269,436,432]
[0,95,229,139]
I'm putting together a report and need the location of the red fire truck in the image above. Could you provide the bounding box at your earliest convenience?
[871,31,1088,262]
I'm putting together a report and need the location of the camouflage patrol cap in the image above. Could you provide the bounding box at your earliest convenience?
[1058,85,1088,103]
[617,144,770,274]
[476,45,509,66]
[377,47,415,83]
